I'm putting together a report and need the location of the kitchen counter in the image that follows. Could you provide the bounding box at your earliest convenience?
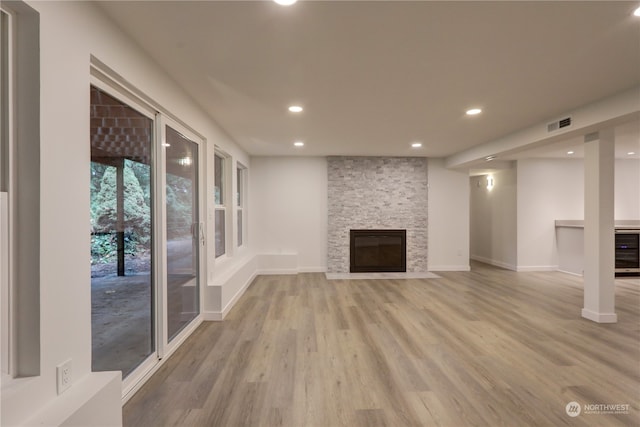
[555,220,640,275]
[555,220,640,230]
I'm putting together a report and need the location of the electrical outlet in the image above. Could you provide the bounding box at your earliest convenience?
[56,359,72,395]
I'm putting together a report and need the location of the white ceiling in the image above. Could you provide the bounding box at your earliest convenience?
[97,0,640,160]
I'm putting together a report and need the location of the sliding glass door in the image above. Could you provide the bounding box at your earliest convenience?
[90,83,204,392]
[90,86,155,378]
[164,125,200,342]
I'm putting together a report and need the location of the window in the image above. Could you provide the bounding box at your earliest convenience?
[237,164,245,247]
[1,8,10,377]
[1,1,40,378]
[1,9,9,192]
[214,152,226,257]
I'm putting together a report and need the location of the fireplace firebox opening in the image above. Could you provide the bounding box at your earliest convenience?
[350,229,406,273]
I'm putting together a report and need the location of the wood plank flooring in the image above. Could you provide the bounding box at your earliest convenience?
[123,263,640,426]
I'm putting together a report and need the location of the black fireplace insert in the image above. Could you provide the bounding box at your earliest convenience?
[350,229,406,273]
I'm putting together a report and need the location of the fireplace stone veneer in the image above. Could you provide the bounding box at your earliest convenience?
[327,157,428,274]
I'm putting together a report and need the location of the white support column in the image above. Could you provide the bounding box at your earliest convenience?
[582,129,616,323]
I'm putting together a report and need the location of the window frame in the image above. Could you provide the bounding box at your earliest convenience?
[1,1,41,379]
[1,6,14,379]
[236,163,246,248]
[214,150,228,258]
[89,77,160,394]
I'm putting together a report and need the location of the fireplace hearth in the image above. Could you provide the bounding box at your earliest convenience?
[350,229,406,273]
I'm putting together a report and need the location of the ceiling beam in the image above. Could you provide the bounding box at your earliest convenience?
[445,86,640,170]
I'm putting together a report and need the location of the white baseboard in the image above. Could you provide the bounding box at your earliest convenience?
[257,267,326,275]
[256,268,299,275]
[428,265,471,272]
[581,308,618,323]
[470,255,517,271]
[471,258,560,273]
[298,266,327,273]
[203,311,224,321]
[325,272,441,280]
[516,265,558,272]
[557,269,583,277]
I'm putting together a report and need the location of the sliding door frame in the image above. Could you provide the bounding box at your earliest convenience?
[156,115,206,360]
[90,67,207,400]
[90,75,159,396]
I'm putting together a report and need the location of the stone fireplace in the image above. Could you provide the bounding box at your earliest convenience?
[327,157,428,274]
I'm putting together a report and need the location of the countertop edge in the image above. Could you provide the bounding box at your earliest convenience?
[555,220,640,230]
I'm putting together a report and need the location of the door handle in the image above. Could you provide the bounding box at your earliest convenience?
[199,222,205,246]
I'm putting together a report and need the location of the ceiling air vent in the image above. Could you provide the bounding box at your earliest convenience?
[547,116,572,133]
[559,117,572,128]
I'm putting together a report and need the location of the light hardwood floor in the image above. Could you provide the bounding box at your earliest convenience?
[123,263,640,426]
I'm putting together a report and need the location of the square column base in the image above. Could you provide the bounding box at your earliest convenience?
[581,308,618,323]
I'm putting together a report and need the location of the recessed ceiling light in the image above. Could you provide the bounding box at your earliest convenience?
[628,151,636,155]
[288,105,303,113]
[634,6,640,16]
[274,0,297,6]
[466,108,482,116]
[294,141,304,147]
[567,151,575,155]
[411,142,422,148]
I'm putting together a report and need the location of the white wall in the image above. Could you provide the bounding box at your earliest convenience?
[470,165,518,270]
[516,159,584,271]
[516,158,640,270]
[427,158,470,271]
[249,157,328,272]
[615,159,640,219]
[251,157,474,274]
[3,1,249,425]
